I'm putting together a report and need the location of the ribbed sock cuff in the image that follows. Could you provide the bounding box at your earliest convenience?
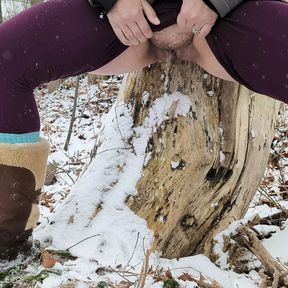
[0,132,40,144]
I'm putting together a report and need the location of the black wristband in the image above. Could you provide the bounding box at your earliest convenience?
[202,0,220,16]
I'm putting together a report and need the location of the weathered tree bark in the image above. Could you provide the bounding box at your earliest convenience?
[119,57,279,258]
[44,57,279,262]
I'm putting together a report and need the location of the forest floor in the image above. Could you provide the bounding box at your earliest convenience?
[1,75,288,288]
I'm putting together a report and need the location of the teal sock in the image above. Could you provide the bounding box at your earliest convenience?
[0,132,40,144]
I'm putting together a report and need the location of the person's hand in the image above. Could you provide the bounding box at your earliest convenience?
[107,0,160,46]
[177,0,218,37]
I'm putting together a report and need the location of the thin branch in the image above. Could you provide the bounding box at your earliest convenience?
[54,165,76,184]
[64,75,80,151]
[66,234,100,251]
[114,105,127,148]
[126,232,140,266]
[108,265,134,285]
[137,247,151,288]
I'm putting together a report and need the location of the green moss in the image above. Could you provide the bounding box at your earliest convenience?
[163,279,180,288]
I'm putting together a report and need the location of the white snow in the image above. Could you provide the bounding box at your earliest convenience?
[1,75,286,287]
[262,220,288,263]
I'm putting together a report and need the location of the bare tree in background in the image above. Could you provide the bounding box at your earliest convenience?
[0,0,3,23]
[1,0,43,19]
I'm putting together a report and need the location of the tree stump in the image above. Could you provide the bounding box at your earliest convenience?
[121,58,279,258]
[43,58,279,260]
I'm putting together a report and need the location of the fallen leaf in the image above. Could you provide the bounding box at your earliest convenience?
[165,269,172,279]
[177,272,196,282]
[41,250,57,268]
[118,280,133,287]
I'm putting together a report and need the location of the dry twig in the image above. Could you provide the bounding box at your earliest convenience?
[236,225,288,286]
[137,248,151,288]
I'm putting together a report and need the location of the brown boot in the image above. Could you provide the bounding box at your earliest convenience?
[0,139,50,261]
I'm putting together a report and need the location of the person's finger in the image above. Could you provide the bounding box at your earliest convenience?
[177,10,188,28]
[142,0,160,25]
[137,17,153,39]
[130,22,147,43]
[122,25,140,45]
[186,15,201,30]
[112,26,130,46]
[198,24,213,38]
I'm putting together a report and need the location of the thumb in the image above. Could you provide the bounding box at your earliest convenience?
[142,0,160,25]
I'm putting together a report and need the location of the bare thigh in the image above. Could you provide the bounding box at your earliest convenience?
[192,37,236,82]
[91,41,167,75]
[92,24,235,83]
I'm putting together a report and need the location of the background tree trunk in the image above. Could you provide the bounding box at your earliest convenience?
[121,58,279,258]
[0,0,3,23]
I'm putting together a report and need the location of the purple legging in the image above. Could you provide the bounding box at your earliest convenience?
[207,0,288,102]
[0,0,287,134]
[0,0,179,134]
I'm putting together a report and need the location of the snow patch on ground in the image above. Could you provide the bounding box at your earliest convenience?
[262,219,288,263]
